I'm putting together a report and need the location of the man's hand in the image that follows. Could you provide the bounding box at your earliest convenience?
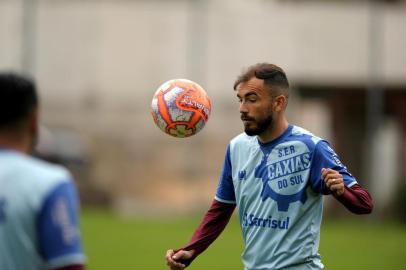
[165,249,194,270]
[322,168,345,196]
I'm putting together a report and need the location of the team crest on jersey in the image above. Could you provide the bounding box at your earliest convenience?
[255,142,311,212]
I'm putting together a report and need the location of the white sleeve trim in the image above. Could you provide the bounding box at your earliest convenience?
[214,196,236,204]
[347,181,358,188]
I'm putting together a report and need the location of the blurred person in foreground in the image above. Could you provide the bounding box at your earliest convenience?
[166,63,373,270]
[0,73,86,270]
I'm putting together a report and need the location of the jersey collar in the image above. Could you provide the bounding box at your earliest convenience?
[257,124,293,149]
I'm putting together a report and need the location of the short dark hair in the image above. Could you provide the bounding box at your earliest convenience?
[233,63,289,96]
[0,73,38,129]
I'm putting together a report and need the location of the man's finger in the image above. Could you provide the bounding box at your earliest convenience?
[321,168,330,178]
[168,260,185,270]
[323,173,342,184]
[173,250,192,260]
[166,249,192,270]
[326,177,343,188]
[166,249,174,257]
[322,168,338,179]
[166,250,184,270]
[325,179,336,189]
[321,170,345,196]
[322,167,336,173]
[166,249,175,263]
[330,184,341,191]
[330,182,345,196]
[331,178,344,189]
[170,261,185,270]
[324,171,340,179]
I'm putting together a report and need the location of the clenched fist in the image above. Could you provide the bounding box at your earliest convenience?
[322,168,345,196]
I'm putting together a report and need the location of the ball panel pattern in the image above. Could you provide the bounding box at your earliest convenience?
[151,79,211,138]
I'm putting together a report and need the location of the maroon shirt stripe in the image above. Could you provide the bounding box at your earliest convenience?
[175,200,235,265]
[335,184,373,214]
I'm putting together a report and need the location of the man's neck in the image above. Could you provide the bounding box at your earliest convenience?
[0,135,30,154]
[257,118,289,144]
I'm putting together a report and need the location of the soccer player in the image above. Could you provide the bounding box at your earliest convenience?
[165,63,373,270]
[0,73,86,270]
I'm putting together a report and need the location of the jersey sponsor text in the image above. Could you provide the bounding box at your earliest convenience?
[242,213,290,230]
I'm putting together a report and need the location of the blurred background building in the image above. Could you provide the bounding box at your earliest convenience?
[0,0,405,218]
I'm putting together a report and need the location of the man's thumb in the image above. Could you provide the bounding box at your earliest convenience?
[172,250,193,260]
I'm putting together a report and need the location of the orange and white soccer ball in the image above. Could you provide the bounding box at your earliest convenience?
[151,79,212,138]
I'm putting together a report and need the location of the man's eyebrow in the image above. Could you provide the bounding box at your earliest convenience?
[237,91,258,99]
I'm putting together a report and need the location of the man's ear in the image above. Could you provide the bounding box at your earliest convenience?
[29,109,39,133]
[273,95,288,112]
[28,109,39,149]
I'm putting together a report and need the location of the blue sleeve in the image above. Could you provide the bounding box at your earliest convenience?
[215,145,236,204]
[309,141,357,194]
[38,181,85,268]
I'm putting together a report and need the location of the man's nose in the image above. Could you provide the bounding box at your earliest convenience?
[239,101,248,114]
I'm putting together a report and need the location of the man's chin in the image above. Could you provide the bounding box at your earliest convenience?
[244,127,258,136]
[242,116,273,137]
[244,123,270,137]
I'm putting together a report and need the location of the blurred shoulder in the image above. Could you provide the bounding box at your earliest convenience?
[0,150,74,209]
[0,150,72,185]
[24,154,71,182]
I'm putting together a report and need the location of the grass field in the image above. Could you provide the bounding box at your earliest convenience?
[81,208,406,270]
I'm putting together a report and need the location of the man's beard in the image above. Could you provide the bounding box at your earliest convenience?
[242,113,273,136]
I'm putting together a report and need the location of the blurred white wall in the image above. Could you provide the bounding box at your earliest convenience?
[1,0,405,95]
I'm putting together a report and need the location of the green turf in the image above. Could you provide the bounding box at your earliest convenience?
[81,209,406,270]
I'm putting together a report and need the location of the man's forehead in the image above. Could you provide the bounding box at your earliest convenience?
[237,77,267,96]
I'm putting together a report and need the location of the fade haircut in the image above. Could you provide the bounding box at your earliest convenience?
[0,73,38,130]
[233,63,290,97]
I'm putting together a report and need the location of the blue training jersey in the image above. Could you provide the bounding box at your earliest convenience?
[0,149,85,270]
[215,124,357,270]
